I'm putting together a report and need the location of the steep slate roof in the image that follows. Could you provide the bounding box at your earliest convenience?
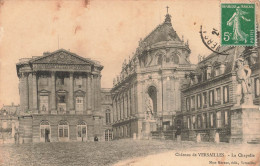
[141,14,182,46]
[196,47,245,75]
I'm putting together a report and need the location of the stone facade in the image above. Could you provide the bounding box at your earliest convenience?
[111,13,196,139]
[179,37,260,143]
[16,49,106,143]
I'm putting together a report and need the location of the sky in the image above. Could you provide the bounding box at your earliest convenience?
[0,0,259,106]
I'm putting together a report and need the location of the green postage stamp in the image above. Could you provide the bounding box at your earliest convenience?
[221,3,256,46]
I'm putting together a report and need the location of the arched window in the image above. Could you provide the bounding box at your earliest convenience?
[105,109,111,124]
[77,121,87,141]
[58,121,69,141]
[40,121,50,142]
[148,86,157,115]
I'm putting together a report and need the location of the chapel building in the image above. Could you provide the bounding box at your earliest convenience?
[111,13,196,139]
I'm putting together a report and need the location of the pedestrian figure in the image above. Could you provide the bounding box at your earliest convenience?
[94,136,98,142]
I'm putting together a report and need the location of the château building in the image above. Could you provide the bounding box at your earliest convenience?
[111,13,196,139]
[16,49,108,143]
[179,39,259,142]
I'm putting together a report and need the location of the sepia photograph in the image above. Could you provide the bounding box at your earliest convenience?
[0,0,259,165]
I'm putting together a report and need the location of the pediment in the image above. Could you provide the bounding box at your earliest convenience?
[30,49,94,65]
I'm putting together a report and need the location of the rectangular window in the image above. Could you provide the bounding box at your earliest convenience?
[209,90,214,106]
[202,92,207,107]
[215,88,221,103]
[197,115,202,128]
[216,111,222,128]
[192,116,196,129]
[186,97,190,111]
[187,117,191,129]
[106,112,111,124]
[210,113,214,128]
[223,86,229,103]
[197,94,202,108]
[57,77,65,85]
[183,116,187,129]
[203,113,207,128]
[75,97,84,113]
[191,96,195,110]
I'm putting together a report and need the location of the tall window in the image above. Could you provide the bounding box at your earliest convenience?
[255,78,260,97]
[197,115,202,128]
[209,90,214,106]
[105,129,113,141]
[57,95,66,114]
[202,92,207,107]
[223,86,229,103]
[192,116,196,129]
[58,121,69,139]
[39,95,49,114]
[215,88,221,103]
[203,113,207,128]
[216,111,222,128]
[187,117,191,129]
[186,97,190,111]
[77,121,87,141]
[197,94,202,108]
[183,116,187,128]
[191,96,195,110]
[210,113,214,128]
[106,109,111,124]
[75,97,83,113]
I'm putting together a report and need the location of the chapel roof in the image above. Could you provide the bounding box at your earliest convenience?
[140,14,182,46]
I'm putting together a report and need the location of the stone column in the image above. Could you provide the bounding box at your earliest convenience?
[19,72,29,112]
[128,89,131,117]
[84,75,88,114]
[87,74,92,114]
[91,75,95,112]
[50,71,57,114]
[32,72,38,114]
[69,72,75,114]
[97,75,101,113]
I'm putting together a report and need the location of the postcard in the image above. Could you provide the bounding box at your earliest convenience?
[0,0,259,165]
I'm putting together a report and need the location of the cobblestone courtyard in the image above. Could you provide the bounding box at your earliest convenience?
[0,140,259,166]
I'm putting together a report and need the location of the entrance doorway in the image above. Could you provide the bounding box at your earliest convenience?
[40,121,51,142]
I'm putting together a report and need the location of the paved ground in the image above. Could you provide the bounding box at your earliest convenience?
[0,140,259,166]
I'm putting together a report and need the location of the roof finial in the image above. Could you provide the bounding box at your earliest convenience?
[166,6,169,14]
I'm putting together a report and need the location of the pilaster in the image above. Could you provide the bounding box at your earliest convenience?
[69,72,75,114]
[50,71,57,114]
[32,72,38,114]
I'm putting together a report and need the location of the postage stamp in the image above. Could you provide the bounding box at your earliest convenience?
[221,3,256,46]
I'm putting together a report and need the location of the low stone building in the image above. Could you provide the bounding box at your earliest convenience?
[16,49,106,143]
[0,103,19,143]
